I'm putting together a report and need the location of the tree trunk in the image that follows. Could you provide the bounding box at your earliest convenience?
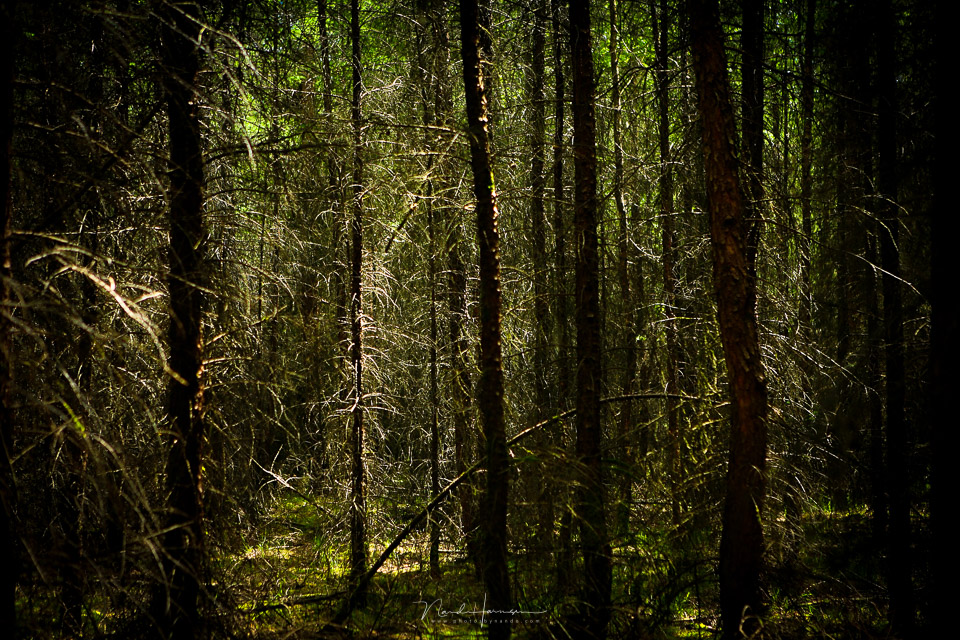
[348,0,368,608]
[689,1,769,637]
[741,0,764,282]
[551,0,574,584]
[610,0,635,535]
[528,0,554,548]
[413,0,443,580]
[460,0,511,636]
[319,0,348,361]
[876,1,913,634]
[569,0,611,637]
[428,195,441,577]
[798,0,814,334]
[157,3,207,637]
[653,0,682,528]
[0,0,17,630]
[930,2,951,636]
[447,223,477,569]
[527,0,552,550]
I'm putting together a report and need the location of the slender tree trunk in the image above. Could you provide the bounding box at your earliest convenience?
[348,0,368,608]
[413,2,443,579]
[569,0,611,637]
[421,30,442,573]
[653,0,682,528]
[527,0,552,549]
[609,0,635,534]
[630,202,650,477]
[782,0,814,546]
[0,0,17,630]
[157,3,207,637]
[447,225,477,568]
[318,0,348,361]
[866,234,886,544]
[315,0,338,473]
[689,1,769,637]
[62,19,108,634]
[876,1,912,634]
[741,0,764,282]
[798,0,814,334]
[551,0,574,584]
[428,183,441,576]
[460,0,511,636]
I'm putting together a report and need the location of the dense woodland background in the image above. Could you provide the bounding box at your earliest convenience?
[0,0,949,638]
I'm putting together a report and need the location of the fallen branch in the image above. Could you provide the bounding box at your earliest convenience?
[248,591,346,614]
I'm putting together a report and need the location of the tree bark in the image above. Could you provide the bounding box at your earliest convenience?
[460,0,511,636]
[653,0,682,528]
[610,0,635,534]
[448,223,477,569]
[876,1,912,634]
[930,2,951,636]
[551,0,574,583]
[428,185,441,577]
[348,0,368,608]
[569,0,611,637]
[318,0,348,361]
[412,0,443,580]
[0,0,17,631]
[157,2,207,637]
[527,0,552,549]
[741,0,764,283]
[798,0,814,334]
[689,1,769,636]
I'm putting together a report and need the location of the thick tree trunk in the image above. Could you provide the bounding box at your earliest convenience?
[569,1,611,637]
[460,0,511,636]
[876,1,912,634]
[157,3,207,637]
[348,0,368,608]
[689,1,769,637]
[930,2,951,636]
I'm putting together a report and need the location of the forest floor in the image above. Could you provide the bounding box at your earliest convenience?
[219,492,899,640]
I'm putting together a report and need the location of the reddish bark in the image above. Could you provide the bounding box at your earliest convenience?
[689,0,769,636]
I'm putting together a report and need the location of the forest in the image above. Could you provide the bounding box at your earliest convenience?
[0,0,948,638]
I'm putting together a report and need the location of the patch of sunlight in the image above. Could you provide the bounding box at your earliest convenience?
[244,543,295,561]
